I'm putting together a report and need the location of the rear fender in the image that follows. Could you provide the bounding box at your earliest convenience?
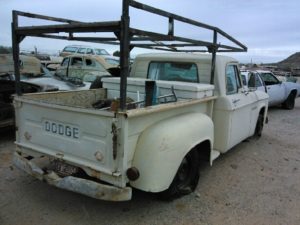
[130,112,213,192]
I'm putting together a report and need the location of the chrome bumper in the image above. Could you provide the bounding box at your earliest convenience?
[13,152,132,201]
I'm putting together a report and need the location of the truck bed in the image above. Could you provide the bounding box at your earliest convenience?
[14,89,128,186]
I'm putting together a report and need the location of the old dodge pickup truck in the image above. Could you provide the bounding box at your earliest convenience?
[11,0,269,201]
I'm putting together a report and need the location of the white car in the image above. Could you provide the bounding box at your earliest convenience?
[241,70,300,109]
[60,45,110,57]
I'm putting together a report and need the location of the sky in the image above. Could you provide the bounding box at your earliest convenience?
[0,0,299,63]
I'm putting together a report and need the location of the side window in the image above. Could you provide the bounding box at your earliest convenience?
[226,65,241,95]
[248,73,256,87]
[86,59,95,67]
[86,48,93,54]
[241,74,247,86]
[77,48,86,54]
[71,57,83,66]
[61,58,69,67]
[255,74,263,87]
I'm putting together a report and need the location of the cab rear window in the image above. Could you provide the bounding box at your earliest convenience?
[147,62,198,83]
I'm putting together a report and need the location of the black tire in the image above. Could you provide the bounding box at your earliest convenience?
[282,92,296,110]
[158,149,200,200]
[254,113,264,137]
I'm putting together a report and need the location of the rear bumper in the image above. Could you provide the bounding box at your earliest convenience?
[13,152,132,201]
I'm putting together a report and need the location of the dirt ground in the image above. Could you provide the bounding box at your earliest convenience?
[0,99,299,225]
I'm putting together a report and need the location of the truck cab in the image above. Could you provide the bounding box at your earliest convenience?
[130,53,268,152]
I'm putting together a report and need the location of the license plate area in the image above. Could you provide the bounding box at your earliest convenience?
[53,160,79,177]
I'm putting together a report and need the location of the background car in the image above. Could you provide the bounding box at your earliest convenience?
[1,55,62,129]
[55,54,112,83]
[0,54,41,76]
[241,70,300,109]
[59,45,110,57]
[0,72,45,129]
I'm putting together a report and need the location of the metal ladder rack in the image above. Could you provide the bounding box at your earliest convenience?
[12,0,247,110]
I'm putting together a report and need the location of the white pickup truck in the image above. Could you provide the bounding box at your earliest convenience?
[13,53,269,201]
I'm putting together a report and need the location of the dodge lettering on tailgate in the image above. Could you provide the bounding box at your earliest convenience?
[44,120,79,139]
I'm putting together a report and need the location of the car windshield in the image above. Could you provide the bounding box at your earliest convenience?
[260,72,278,83]
[105,58,119,65]
[258,72,281,86]
[95,49,109,55]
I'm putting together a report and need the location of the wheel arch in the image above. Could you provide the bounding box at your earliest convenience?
[129,112,213,193]
[258,105,268,125]
[290,89,298,97]
[282,89,297,110]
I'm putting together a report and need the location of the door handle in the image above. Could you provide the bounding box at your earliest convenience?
[232,99,240,104]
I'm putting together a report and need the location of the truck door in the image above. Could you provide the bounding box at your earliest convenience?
[69,56,85,81]
[55,57,69,78]
[225,64,257,148]
[259,72,285,105]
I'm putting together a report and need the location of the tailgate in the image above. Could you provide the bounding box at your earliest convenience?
[14,97,120,179]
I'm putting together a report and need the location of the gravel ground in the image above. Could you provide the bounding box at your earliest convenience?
[0,99,299,225]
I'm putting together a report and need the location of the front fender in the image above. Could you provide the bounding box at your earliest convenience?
[130,112,213,193]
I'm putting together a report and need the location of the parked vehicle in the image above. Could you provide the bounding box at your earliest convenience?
[59,45,110,57]
[0,54,79,92]
[11,0,268,202]
[0,56,61,129]
[0,54,86,129]
[241,70,300,109]
[0,54,41,76]
[55,54,112,82]
[0,73,45,129]
[40,56,63,73]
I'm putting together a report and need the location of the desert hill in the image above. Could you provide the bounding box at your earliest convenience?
[277,52,300,71]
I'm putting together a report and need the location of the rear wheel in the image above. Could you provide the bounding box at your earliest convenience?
[158,149,200,200]
[282,92,296,110]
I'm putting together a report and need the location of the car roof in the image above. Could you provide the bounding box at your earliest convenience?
[64,45,92,48]
[254,70,272,73]
[63,45,107,50]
